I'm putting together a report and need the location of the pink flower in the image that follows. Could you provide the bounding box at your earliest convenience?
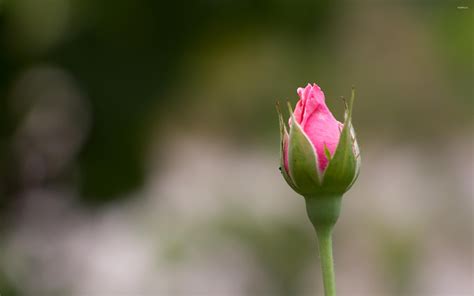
[277,83,360,196]
[284,83,343,172]
[276,84,361,296]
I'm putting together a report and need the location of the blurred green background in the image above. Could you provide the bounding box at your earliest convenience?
[0,0,472,295]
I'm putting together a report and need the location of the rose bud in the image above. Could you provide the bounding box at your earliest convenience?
[276,83,361,296]
[277,83,360,226]
[277,83,360,197]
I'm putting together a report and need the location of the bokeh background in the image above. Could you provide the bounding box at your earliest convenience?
[0,0,473,295]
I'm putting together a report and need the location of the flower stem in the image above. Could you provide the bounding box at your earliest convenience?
[316,225,336,296]
[304,196,341,296]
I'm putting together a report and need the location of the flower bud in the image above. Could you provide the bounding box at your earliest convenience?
[277,83,360,198]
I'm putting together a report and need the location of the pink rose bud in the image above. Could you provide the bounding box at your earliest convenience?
[277,83,360,197]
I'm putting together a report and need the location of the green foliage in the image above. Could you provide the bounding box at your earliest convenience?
[0,0,334,205]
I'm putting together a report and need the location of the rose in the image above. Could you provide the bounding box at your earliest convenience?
[277,83,360,197]
[276,83,361,296]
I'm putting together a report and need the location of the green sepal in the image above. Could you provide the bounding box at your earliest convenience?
[287,102,322,195]
[345,125,361,191]
[276,103,299,192]
[322,88,358,194]
[324,144,332,163]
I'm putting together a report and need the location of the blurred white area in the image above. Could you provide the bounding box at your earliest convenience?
[2,132,472,296]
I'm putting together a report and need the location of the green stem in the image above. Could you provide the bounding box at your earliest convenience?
[316,226,336,296]
[305,196,341,296]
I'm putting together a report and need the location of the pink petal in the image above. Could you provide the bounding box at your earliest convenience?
[303,105,342,171]
[293,83,342,171]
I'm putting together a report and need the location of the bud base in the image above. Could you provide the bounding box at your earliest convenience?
[304,195,342,229]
